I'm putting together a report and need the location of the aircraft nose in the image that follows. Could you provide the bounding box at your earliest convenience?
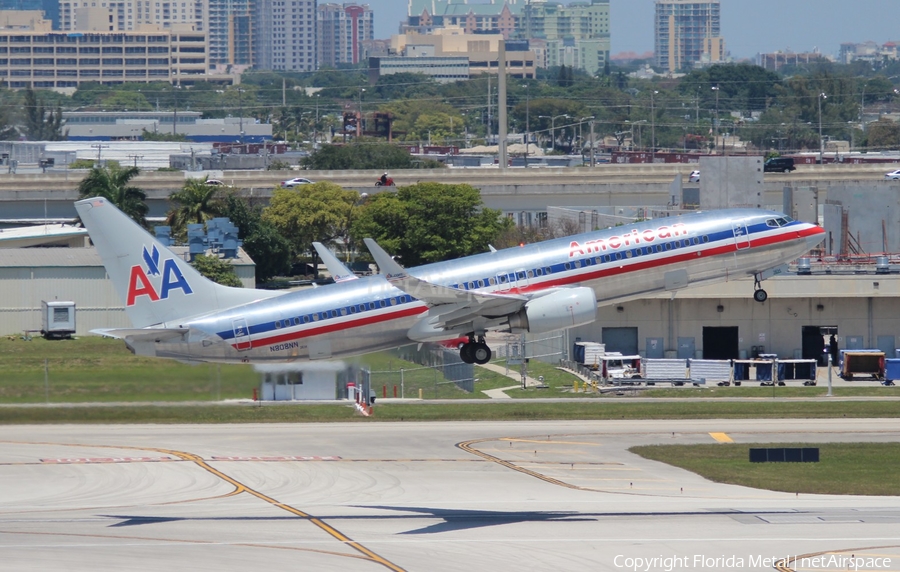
[805,226,826,250]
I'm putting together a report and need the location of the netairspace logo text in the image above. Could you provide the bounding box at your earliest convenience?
[613,554,893,571]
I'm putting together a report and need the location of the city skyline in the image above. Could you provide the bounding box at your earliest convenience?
[369,0,898,61]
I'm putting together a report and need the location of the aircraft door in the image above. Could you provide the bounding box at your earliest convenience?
[513,269,529,291]
[732,221,750,250]
[232,318,251,351]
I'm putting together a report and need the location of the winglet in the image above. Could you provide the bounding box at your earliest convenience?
[363,238,407,281]
[312,242,358,283]
[488,244,497,253]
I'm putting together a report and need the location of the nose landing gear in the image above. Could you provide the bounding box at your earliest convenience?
[753,273,768,303]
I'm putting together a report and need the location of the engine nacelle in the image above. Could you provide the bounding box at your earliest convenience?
[507,287,597,334]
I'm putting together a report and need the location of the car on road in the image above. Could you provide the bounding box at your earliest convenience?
[688,170,700,182]
[885,169,900,180]
[763,157,796,173]
[281,177,314,188]
[205,179,224,186]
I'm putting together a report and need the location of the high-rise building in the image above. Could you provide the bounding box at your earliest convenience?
[0,0,57,28]
[654,0,724,72]
[253,0,315,71]
[59,0,208,34]
[521,0,610,76]
[405,0,610,75]
[208,0,251,68]
[317,3,373,68]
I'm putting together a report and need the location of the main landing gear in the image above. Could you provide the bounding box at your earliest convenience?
[459,335,492,365]
[753,273,768,303]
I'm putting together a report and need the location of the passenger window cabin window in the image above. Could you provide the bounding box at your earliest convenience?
[702,235,709,243]
[340,308,348,315]
[275,320,282,328]
[526,270,534,278]
[303,316,310,323]
[517,271,526,279]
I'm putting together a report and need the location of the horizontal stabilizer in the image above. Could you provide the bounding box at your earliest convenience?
[92,328,190,341]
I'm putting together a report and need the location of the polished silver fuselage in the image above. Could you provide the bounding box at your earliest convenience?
[143,209,823,363]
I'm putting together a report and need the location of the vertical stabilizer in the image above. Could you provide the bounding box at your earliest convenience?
[75,197,277,328]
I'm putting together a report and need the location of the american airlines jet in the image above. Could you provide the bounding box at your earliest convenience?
[75,197,824,365]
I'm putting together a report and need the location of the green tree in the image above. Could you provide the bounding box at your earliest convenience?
[165,178,223,237]
[142,129,188,142]
[76,164,148,227]
[351,183,512,267]
[866,118,900,150]
[100,90,153,111]
[218,193,292,282]
[302,142,444,170]
[189,254,242,287]
[24,89,65,141]
[263,183,362,269]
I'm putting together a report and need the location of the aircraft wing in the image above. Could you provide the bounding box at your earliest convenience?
[363,238,527,328]
[312,242,358,283]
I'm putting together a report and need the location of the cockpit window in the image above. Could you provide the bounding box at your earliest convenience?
[767,216,794,227]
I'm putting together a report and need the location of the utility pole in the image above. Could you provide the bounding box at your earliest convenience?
[589,119,595,167]
[91,144,108,163]
[523,83,530,168]
[650,90,658,162]
[711,85,719,155]
[282,78,286,107]
[238,88,244,146]
[498,39,508,170]
[818,92,827,164]
[486,74,492,145]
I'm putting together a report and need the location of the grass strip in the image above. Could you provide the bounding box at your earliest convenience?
[631,443,900,496]
[2,400,900,424]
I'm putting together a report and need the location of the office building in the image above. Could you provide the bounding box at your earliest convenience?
[654,0,724,72]
[253,0,315,71]
[317,3,373,67]
[389,27,534,79]
[0,13,208,88]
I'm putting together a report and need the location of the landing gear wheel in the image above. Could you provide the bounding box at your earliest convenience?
[753,288,768,303]
[459,343,475,364]
[472,343,492,365]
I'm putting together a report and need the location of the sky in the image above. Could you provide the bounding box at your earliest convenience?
[366,0,899,60]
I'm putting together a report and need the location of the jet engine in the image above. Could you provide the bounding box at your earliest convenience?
[506,287,597,333]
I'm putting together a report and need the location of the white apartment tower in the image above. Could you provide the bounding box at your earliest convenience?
[654,0,724,72]
[253,0,316,71]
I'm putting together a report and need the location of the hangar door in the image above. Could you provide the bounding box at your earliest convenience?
[702,326,739,360]
[602,327,638,355]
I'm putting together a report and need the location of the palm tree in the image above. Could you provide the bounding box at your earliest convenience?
[165,178,223,237]
[76,163,148,227]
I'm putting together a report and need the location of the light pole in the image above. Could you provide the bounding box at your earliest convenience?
[818,92,827,164]
[538,113,569,152]
[357,87,365,138]
[314,93,320,147]
[579,115,594,162]
[650,90,658,161]
[238,88,244,146]
[711,85,720,154]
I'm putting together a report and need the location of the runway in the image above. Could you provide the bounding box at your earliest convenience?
[1,419,899,571]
